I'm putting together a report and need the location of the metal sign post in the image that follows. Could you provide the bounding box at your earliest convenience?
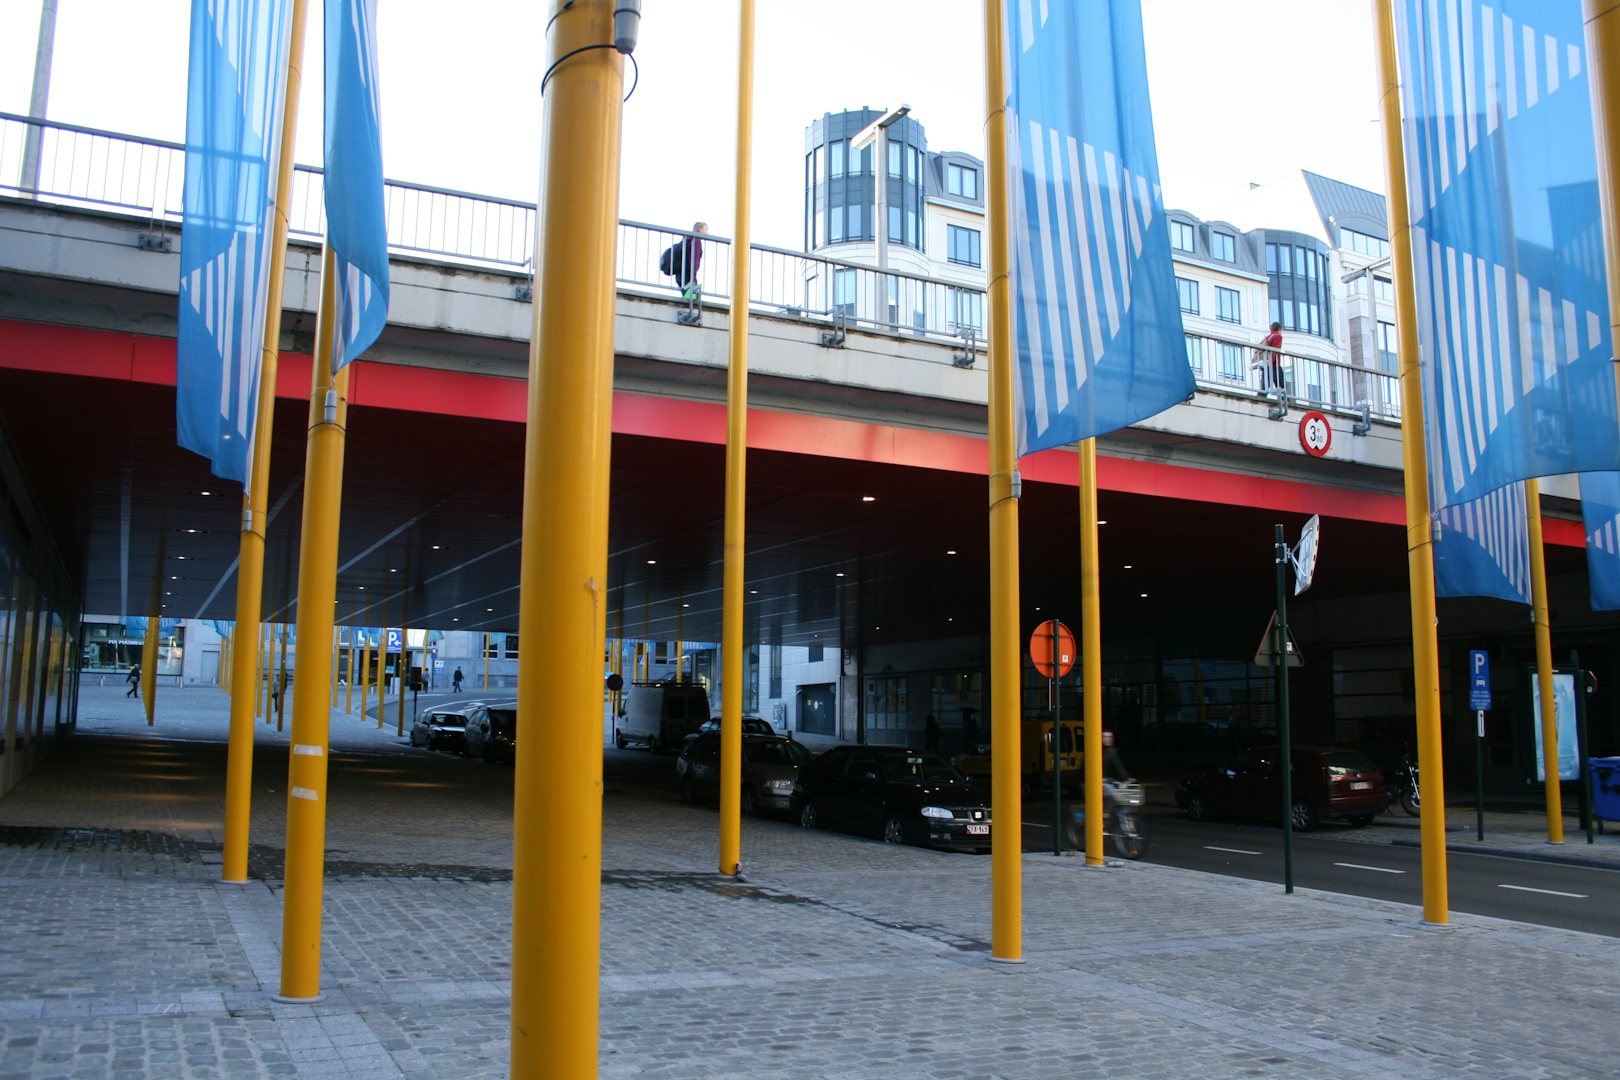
[1267,516,1319,896]
[1029,619,1076,857]
[1469,650,1491,841]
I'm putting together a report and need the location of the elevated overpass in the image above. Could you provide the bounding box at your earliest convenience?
[0,117,1602,769]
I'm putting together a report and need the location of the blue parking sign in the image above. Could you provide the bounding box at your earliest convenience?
[386,629,403,652]
[1469,650,1491,711]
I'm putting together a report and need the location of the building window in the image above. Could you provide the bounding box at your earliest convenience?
[1373,276,1393,302]
[769,647,782,699]
[1376,320,1397,371]
[1218,342,1243,379]
[504,634,518,659]
[834,267,856,316]
[1184,334,1202,376]
[1170,220,1195,252]
[906,209,917,246]
[847,203,864,241]
[1216,286,1241,323]
[1342,228,1390,259]
[1265,241,1332,339]
[808,643,824,663]
[947,225,981,267]
[888,141,902,178]
[1176,276,1199,314]
[889,205,902,242]
[830,208,843,243]
[947,162,979,199]
[865,675,908,732]
[906,147,918,183]
[1210,232,1236,262]
[831,140,846,177]
[950,288,984,333]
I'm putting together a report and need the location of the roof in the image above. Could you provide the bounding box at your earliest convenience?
[1300,171,1389,242]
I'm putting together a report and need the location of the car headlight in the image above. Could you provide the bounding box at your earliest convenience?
[920,805,953,820]
[765,779,794,792]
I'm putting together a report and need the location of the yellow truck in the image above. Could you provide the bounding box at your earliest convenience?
[951,718,1084,796]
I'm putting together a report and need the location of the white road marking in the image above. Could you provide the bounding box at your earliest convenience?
[1498,884,1587,899]
[1204,845,1262,855]
[1333,862,1406,874]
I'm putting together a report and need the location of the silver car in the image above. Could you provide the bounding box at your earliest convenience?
[676,732,814,816]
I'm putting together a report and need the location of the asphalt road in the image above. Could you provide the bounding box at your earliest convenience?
[1134,812,1620,938]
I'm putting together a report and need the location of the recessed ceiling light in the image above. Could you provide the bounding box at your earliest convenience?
[452,617,459,622]
[835,572,845,577]
[749,590,758,595]
[646,559,657,565]
[682,603,689,608]
[174,555,188,560]
[1123,564,1133,570]
[486,607,494,612]
[431,544,441,550]
[946,549,957,555]
[1139,592,1149,598]
[357,585,365,590]
[169,575,180,581]
[389,568,398,573]
[199,490,212,496]
[861,495,876,502]
[1098,519,1108,525]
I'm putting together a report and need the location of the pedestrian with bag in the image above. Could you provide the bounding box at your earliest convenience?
[659,221,708,301]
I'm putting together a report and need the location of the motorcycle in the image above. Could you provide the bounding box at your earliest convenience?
[1063,778,1149,859]
[1385,755,1420,817]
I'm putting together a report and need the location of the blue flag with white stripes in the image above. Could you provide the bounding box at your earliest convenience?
[1433,484,1530,602]
[177,0,294,484]
[1393,0,1620,510]
[1002,0,1193,455]
[324,0,389,370]
[1581,472,1620,610]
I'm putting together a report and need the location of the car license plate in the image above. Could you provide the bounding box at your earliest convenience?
[1351,781,1371,790]
[966,824,989,835]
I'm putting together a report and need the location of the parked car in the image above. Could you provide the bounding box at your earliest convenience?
[794,745,991,852]
[681,714,775,749]
[463,701,517,764]
[1175,745,1387,830]
[676,731,813,815]
[409,704,482,753]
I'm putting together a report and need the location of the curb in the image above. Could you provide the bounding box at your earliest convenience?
[1389,835,1620,872]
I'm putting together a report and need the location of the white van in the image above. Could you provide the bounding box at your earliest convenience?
[614,681,711,752]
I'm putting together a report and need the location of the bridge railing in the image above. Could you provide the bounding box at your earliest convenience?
[1,113,1399,422]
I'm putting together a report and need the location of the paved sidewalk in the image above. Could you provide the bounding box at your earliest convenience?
[0,684,1616,1077]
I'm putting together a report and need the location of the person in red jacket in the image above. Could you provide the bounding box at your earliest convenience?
[1251,321,1284,394]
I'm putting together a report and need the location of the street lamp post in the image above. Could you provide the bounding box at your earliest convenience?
[849,104,909,272]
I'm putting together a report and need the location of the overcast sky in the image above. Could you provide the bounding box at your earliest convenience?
[0,0,1387,249]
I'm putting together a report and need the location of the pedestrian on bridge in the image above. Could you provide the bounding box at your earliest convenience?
[1251,321,1284,395]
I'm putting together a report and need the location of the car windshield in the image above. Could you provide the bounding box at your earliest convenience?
[487,708,516,734]
[880,753,961,783]
[1321,751,1377,777]
[744,740,812,766]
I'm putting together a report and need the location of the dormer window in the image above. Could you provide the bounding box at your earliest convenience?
[1170,220,1195,252]
[947,162,979,199]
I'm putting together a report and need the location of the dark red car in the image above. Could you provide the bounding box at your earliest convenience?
[1175,745,1386,830]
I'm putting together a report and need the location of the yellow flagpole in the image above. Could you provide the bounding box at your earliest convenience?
[359,631,371,720]
[1526,481,1565,841]
[982,0,1023,962]
[1585,0,1620,418]
[396,626,408,736]
[1078,440,1104,866]
[330,626,339,709]
[222,0,307,882]
[345,627,356,715]
[277,243,351,1002]
[511,2,625,1072]
[1373,0,1448,924]
[261,625,273,722]
[483,632,491,693]
[375,631,386,728]
[141,615,158,725]
[276,621,289,732]
[718,0,755,880]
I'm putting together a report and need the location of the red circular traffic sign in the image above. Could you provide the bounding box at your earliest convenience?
[1029,619,1076,678]
[1299,410,1332,457]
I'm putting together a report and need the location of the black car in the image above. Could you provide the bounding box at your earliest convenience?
[676,731,814,816]
[409,704,482,753]
[680,714,776,749]
[794,745,991,852]
[462,701,516,764]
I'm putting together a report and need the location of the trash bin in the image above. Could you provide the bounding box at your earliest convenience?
[1591,757,1620,833]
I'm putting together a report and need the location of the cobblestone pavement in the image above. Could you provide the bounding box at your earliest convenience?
[0,685,1615,1077]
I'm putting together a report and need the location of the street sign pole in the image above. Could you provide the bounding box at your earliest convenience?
[1469,650,1491,841]
[1274,524,1294,895]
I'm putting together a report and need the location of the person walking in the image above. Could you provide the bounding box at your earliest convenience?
[126,664,141,698]
[452,666,464,694]
[672,221,707,300]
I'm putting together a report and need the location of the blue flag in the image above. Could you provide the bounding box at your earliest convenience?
[177,0,294,484]
[1393,0,1620,510]
[324,0,389,370]
[1433,484,1530,603]
[1581,472,1620,610]
[1002,0,1193,456]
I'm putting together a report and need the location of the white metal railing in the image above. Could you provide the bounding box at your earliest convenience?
[1,112,1401,422]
